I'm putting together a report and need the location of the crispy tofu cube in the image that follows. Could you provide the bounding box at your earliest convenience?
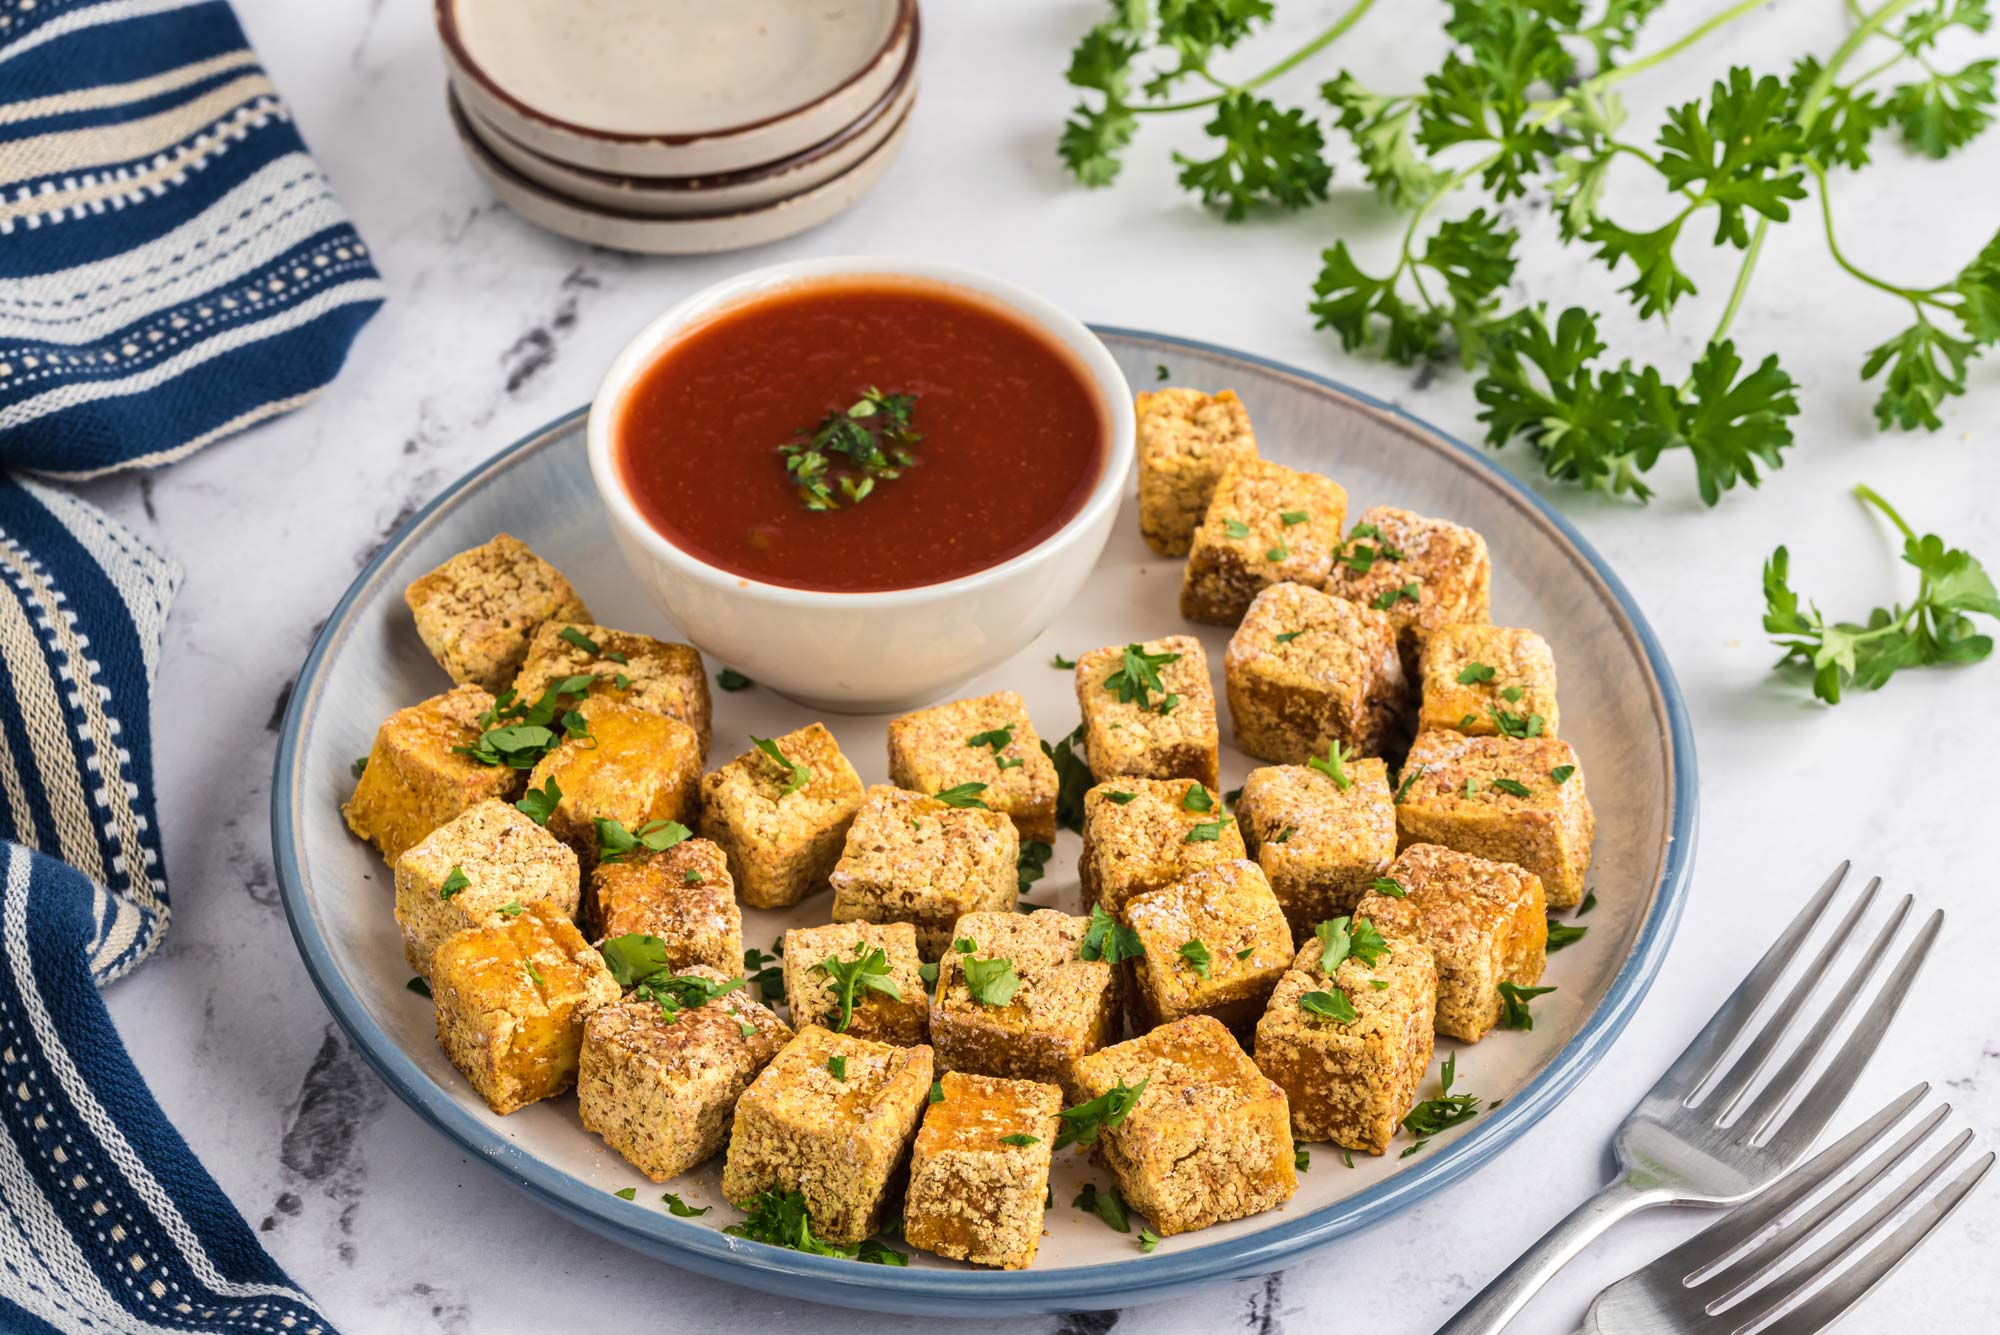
[1253,928,1436,1154]
[1416,624,1561,739]
[1359,843,1547,1042]
[903,1072,1062,1269]
[429,902,619,1114]
[1072,1015,1297,1236]
[513,621,712,759]
[930,910,1119,1096]
[1223,581,1408,764]
[1236,761,1398,942]
[829,786,1019,958]
[782,921,931,1046]
[1180,459,1348,625]
[698,722,865,909]
[1322,506,1491,675]
[1135,387,1260,557]
[527,698,702,866]
[589,837,740,973]
[1074,636,1220,787]
[1124,860,1294,1031]
[721,1025,933,1245]
[1396,730,1595,908]
[404,533,591,691]
[886,691,1059,844]
[393,799,580,982]
[344,685,522,864]
[1079,777,1247,915]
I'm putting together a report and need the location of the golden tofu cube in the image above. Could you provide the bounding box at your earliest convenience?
[393,799,580,982]
[404,533,591,691]
[589,837,740,973]
[344,685,521,865]
[1124,860,1294,1031]
[1074,636,1221,788]
[721,1025,933,1246]
[1079,777,1247,915]
[1072,1015,1297,1236]
[929,910,1120,1097]
[886,691,1059,844]
[830,786,1019,958]
[781,921,931,1046]
[430,902,620,1114]
[1396,729,1594,908]
[513,621,712,760]
[1180,459,1348,625]
[903,1072,1062,1270]
[1237,760,1398,941]
[1223,581,1408,764]
[698,722,865,909]
[1322,506,1491,676]
[1135,387,1259,557]
[526,698,702,866]
[1416,623,1561,739]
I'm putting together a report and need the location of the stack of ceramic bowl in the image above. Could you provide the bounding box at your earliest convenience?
[437,0,919,254]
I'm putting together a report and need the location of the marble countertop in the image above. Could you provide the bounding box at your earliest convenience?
[77,2,1998,1331]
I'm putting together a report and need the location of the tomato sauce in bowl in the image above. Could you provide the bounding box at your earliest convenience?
[613,275,1108,593]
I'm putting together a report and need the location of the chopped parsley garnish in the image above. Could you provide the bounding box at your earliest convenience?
[1236,946,1254,960]
[1280,510,1309,526]
[1052,652,1077,669]
[599,933,671,985]
[1000,1133,1041,1147]
[967,724,1016,753]
[1056,1078,1149,1150]
[1018,838,1053,896]
[1371,978,1391,990]
[1373,582,1421,611]
[515,776,562,825]
[1313,914,1390,974]
[595,816,691,863]
[613,673,631,691]
[1489,705,1546,739]
[1294,1147,1310,1172]
[1274,629,1306,643]
[1224,518,1251,539]
[1464,777,1480,798]
[751,735,811,796]
[1073,1181,1131,1233]
[1402,1054,1482,1157]
[725,1189,906,1264]
[827,1055,848,1081]
[1306,739,1355,790]
[1370,876,1406,898]
[1546,918,1589,951]
[438,866,469,900]
[962,955,1021,1007]
[1457,662,1497,684]
[1394,769,1420,803]
[558,626,602,656]
[1104,643,1182,713]
[614,1187,637,1201]
[932,782,991,809]
[685,869,704,883]
[716,667,754,692]
[732,1011,758,1039]
[631,970,745,1021]
[1459,712,1480,729]
[1137,1227,1161,1253]
[1265,543,1289,561]
[1155,364,1170,381]
[928,1079,945,1105]
[454,676,595,769]
[813,944,901,1032]
[496,900,525,918]
[1273,824,1294,843]
[1044,724,1092,832]
[1580,890,1598,914]
[1107,790,1138,804]
[1551,764,1577,785]
[1300,989,1356,1022]
[662,1192,710,1217]
[1080,903,1145,963]
[780,387,921,511]
[1178,939,1212,978]
[918,961,940,987]
[1223,786,1243,805]
[1183,816,1232,842]
[1490,777,1533,798]
[1500,685,1525,702]
[954,938,976,954]
[523,959,544,988]
[1499,982,1556,1030]
[743,945,784,1000]
[406,976,431,998]
[351,756,368,779]
[1182,781,1215,812]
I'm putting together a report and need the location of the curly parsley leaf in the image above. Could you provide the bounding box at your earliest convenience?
[1173,92,1332,220]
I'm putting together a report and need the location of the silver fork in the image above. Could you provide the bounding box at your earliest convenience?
[1585,1086,1991,1333]
[1437,863,1942,1335]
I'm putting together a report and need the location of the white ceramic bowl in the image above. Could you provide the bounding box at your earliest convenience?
[586,257,1136,713]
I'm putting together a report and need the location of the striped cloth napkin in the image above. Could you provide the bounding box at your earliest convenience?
[0,2,382,1331]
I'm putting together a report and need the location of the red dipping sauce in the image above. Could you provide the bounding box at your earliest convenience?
[615,275,1108,593]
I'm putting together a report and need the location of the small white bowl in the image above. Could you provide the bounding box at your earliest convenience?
[586,258,1136,713]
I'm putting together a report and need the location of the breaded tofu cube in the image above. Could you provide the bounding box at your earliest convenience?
[1396,730,1595,908]
[1124,860,1294,1030]
[525,698,702,866]
[886,691,1059,844]
[830,786,1019,958]
[1180,459,1348,626]
[1080,777,1247,915]
[1075,636,1220,787]
[344,685,522,864]
[393,799,580,982]
[698,723,865,909]
[430,901,620,1114]
[404,533,591,691]
[1135,387,1259,557]
[904,1072,1062,1270]
[1253,926,1436,1154]
[721,1025,933,1245]
[578,966,792,1180]
[1223,581,1408,764]
[930,910,1119,1096]
[1358,843,1546,1042]
[513,621,713,759]
[1072,1015,1297,1236]
[1237,761,1398,942]
[1416,624,1561,740]
[782,921,931,1046]
[589,837,740,973]
[1322,506,1491,675]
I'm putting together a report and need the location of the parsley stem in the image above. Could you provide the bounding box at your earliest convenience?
[1707,217,1771,348]
[1852,483,1916,545]
[1135,0,1379,114]
[1590,0,1777,91]
[1807,162,1950,307]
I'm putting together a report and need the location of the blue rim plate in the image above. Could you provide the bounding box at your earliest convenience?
[273,328,1697,1315]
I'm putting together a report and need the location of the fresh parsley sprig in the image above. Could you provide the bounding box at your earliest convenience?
[725,1189,906,1264]
[1103,642,1183,713]
[1055,1077,1149,1150]
[1401,1052,1482,1158]
[813,944,902,1032]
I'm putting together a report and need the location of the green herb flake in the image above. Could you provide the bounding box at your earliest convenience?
[780,388,922,513]
[1551,764,1577,785]
[1081,903,1146,963]
[406,976,432,999]
[1018,838,1054,897]
[1183,816,1233,843]
[558,626,602,656]
[514,776,562,825]
[1052,652,1077,669]
[1294,1147,1311,1172]
[1073,1181,1131,1233]
[1546,918,1589,951]
[813,944,901,1032]
[1490,777,1533,797]
[827,1055,848,1081]
[1457,662,1498,684]
[1401,1053,1482,1159]
[963,955,1021,1007]
[751,735,812,796]
[1373,582,1420,611]
[1274,629,1306,643]
[1280,510,1309,526]
[1394,770,1420,803]
[1370,876,1406,898]
[1499,982,1556,1030]
[1300,989,1357,1022]
[497,900,525,919]
[595,816,691,863]
[523,959,544,988]
[1137,1227,1162,1253]
[662,1192,710,1217]
[1045,724,1093,833]
[1104,643,1183,714]
[724,1189,905,1264]
[1579,890,1598,915]
[1056,1078,1149,1150]
[1107,790,1138,805]
[1306,739,1355,790]
[1224,518,1252,539]
[1000,1133,1041,1147]
[438,866,469,901]
[351,755,368,779]
[933,782,992,809]
[716,667,754,692]
[1178,939,1213,978]
[1266,543,1290,562]
[1182,781,1215,812]
[967,724,1016,753]
[929,1079,945,1105]
[614,1187,637,1201]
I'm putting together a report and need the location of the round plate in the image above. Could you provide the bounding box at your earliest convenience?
[273,330,1696,1316]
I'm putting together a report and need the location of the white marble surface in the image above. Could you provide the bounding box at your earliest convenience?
[75,2,1999,1332]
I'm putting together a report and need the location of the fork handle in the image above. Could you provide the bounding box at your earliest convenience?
[1435,1174,1674,1335]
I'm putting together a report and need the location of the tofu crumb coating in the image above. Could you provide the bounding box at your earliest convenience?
[1135,388,1259,557]
[782,921,931,1046]
[578,966,792,1181]
[1236,761,1398,943]
[904,1072,1062,1269]
[830,786,1019,958]
[886,691,1059,844]
[1072,1015,1297,1236]
[930,910,1120,1098]
[430,902,620,1115]
[1358,843,1546,1042]
[1253,930,1437,1154]
[1223,581,1408,765]
[404,533,591,692]
[1075,636,1221,788]
[1321,505,1491,676]
[699,722,865,909]
[1123,860,1294,1031]
[1416,623,1561,739]
[589,838,741,974]
[344,684,522,865]
[526,697,702,868]
[1079,777,1248,916]
[513,621,713,760]
[394,799,580,982]
[1395,729,1595,908]
[721,1025,933,1246]
[1180,459,1348,626]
